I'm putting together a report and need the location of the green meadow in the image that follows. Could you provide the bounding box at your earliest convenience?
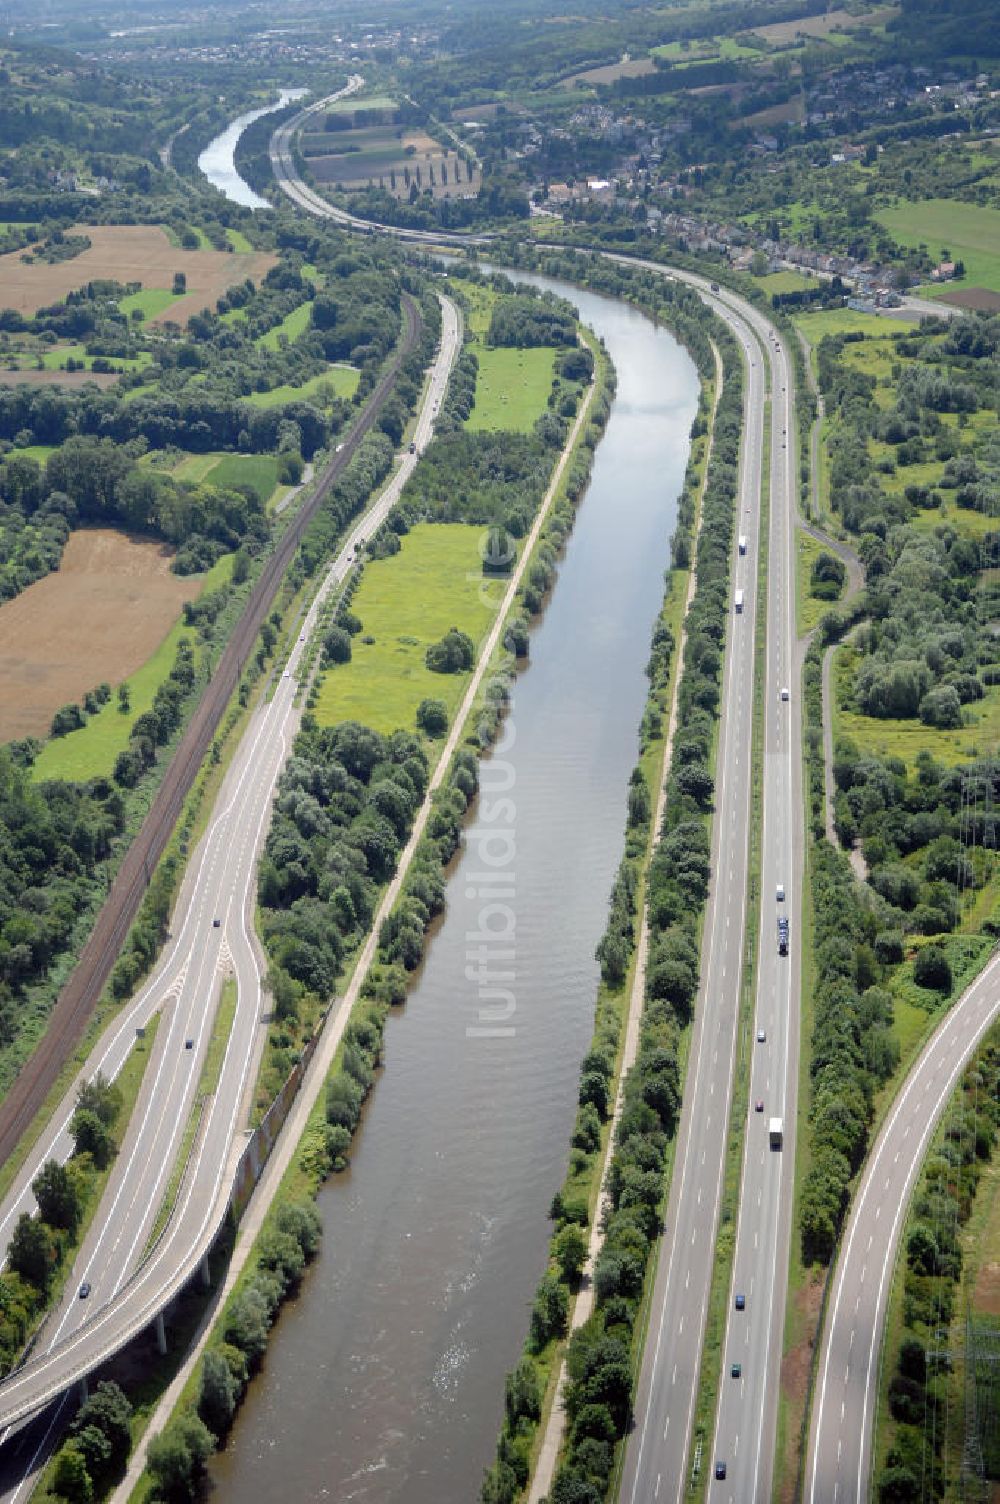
[313,524,504,737]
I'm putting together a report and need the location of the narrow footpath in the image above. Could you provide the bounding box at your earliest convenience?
[794,328,866,879]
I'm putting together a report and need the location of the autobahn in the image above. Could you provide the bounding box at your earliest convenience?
[706,296,801,1504]
[0,296,461,1434]
[602,262,802,1501]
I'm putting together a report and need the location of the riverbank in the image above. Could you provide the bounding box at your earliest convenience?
[110,306,613,1504]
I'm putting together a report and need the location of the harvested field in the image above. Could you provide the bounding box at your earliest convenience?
[740,95,805,129]
[0,368,119,389]
[938,285,1000,312]
[0,528,199,742]
[452,103,500,121]
[0,224,276,323]
[566,56,657,86]
[750,4,898,44]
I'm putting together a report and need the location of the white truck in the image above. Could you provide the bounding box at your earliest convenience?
[734,588,744,614]
[769,1117,783,1151]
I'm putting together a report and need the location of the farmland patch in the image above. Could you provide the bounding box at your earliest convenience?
[0,528,201,744]
[750,5,898,45]
[0,224,276,322]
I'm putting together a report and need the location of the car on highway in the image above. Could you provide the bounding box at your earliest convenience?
[781,686,790,701]
[735,1292,745,1310]
[185,1039,194,1050]
[408,441,416,454]
[755,1098,764,1113]
[79,1281,91,1300]
[731,1362,742,1379]
[715,1461,727,1479]
[776,883,785,901]
[757,1027,766,1043]
[710,282,720,292]
[212,918,221,928]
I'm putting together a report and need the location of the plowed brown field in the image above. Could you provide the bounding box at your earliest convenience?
[0,224,276,323]
[0,528,199,741]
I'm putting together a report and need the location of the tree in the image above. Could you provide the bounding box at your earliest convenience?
[554,1224,589,1285]
[7,1213,53,1289]
[117,683,131,714]
[919,684,962,729]
[70,1109,115,1169]
[324,625,352,664]
[913,945,951,993]
[52,1445,93,1504]
[529,1273,568,1351]
[198,1349,239,1435]
[146,1413,215,1501]
[75,1067,121,1130]
[426,627,474,674]
[71,1381,133,1484]
[223,1284,271,1363]
[504,1357,541,1428]
[416,698,448,736]
[32,1159,80,1232]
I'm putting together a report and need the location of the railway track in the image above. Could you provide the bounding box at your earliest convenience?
[0,293,421,1171]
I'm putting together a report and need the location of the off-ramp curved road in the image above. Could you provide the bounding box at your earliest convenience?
[807,948,1000,1503]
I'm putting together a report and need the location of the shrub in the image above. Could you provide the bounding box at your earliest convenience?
[416,698,448,736]
[425,627,474,674]
[913,945,952,992]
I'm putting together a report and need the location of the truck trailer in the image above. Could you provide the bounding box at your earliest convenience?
[777,916,789,955]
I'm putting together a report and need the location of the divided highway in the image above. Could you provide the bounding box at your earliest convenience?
[708,299,801,1504]
[617,277,764,1504]
[609,262,803,1501]
[0,298,461,1433]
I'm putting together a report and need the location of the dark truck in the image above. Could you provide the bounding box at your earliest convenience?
[777,916,789,956]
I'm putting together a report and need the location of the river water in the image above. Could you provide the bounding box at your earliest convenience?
[197,90,307,209]
[210,273,699,1503]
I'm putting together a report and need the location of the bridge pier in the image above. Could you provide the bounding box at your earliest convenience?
[200,1254,212,1289]
[154,1311,167,1356]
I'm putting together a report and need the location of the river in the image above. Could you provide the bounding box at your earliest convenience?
[210,272,700,1503]
[197,90,307,209]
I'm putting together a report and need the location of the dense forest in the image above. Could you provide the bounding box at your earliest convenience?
[798,311,1000,1268]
